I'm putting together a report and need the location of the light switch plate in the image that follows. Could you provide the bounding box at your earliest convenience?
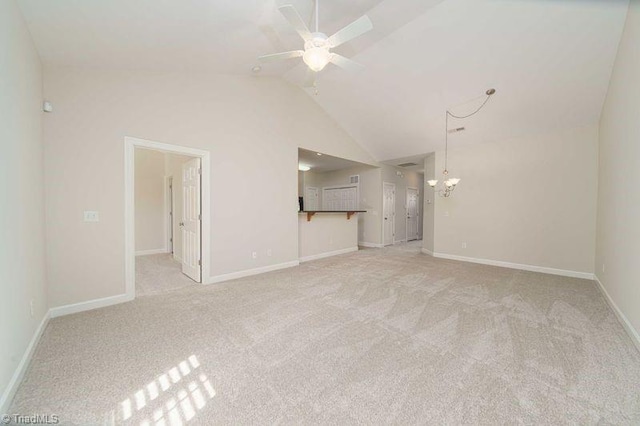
[84,211,99,222]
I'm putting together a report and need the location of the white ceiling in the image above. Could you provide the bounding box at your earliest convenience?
[299,148,372,173]
[18,0,629,161]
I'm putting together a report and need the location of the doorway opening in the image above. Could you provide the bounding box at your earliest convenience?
[382,182,396,246]
[125,137,211,299]
[406,187,420,242]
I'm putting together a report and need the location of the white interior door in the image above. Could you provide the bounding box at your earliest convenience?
[166,176,174,254]
[406,188,419,241]
[383,182,395,246]
[181,158,201,282]
[305,187,319,210]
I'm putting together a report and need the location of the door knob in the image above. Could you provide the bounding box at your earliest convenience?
[179,222,185,227]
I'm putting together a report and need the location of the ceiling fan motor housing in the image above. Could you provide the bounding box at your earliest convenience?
[305,33,329,49]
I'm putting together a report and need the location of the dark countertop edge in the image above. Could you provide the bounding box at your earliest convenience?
[298,210,366,213]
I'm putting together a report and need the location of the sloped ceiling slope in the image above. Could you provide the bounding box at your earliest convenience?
[18,0,629,161]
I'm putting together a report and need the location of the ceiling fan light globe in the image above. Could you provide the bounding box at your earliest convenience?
[449,178,461,185]
[427,180,438,187]
[303,47,330,72]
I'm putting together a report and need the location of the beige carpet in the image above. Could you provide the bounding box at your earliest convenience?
[135,254,198,297]
[10,242,640,424]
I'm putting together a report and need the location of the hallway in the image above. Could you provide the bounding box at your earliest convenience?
[136,254,198,297]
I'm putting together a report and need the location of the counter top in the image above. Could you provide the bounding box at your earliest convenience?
[299,210,366,221]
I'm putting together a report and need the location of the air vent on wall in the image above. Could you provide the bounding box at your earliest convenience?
[398,162,418,168]
[349,175,359,184]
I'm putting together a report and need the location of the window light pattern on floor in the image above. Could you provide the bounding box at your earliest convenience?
[105,355,215,425]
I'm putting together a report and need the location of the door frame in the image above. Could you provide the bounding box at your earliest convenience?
[125,136,211,299]
[382,181,396,246]
[405,186,419,242]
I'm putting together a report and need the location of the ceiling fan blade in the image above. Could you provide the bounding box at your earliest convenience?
[329,54,365,72]
[327,15,373,48]
[302,68,317,87]
[258,50,304,62]
[278,5,313,41]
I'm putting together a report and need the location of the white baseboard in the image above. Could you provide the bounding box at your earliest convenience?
[135,248,168,256]
[394,239,407,244]
[207,260,300,284]
[49,293,133,318]
[429,252,594,280]
[0,311,50,413]
[421,248,434,256]
[594,275,640,352]
[300,247,358,263]
[358,241,383,248]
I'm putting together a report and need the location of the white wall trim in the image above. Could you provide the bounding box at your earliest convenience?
[394,239,407,245]
[359,241,384,248]
[207,260,300,284]
[300,247,358,263]
[135,248,168,256]
[429,252,594,280]
[49,293,133,318]
[0,311,50,413]
[421,248,434,256]
[594,275,640,352]
[125,136,211,300]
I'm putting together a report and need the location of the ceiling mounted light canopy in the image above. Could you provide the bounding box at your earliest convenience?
[258,0,373,83]
[298,164,311,171]
[428,88,497,198]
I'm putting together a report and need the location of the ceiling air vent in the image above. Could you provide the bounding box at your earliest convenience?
[398,162,418,168]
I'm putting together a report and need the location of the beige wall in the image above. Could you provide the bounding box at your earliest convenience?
[43,68,376,308]
[135,148,166,252]
[433,124,598,274]
[596,0,640,336]
[0,0,47,410]
[298,214,358,260]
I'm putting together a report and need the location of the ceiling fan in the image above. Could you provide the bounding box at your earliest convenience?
[258,1,373,75]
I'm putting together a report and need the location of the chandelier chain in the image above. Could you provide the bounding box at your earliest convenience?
[444,92,494,172]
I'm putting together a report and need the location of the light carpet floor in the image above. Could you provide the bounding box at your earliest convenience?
[10,242,640,424]
[136,254,198,297]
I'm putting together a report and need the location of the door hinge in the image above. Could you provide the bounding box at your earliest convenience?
[198,168,202,175]
[198,214,201,220]
[170,238,173,242]
[198,259,202,266]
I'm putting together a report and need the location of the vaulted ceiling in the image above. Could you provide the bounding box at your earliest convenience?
[18,0,629,161]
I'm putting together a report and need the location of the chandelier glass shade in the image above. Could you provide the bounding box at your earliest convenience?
[303,46,330,72]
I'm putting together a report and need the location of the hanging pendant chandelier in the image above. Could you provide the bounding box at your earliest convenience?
[428,88,496,197]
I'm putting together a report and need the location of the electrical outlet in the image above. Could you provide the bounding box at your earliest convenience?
[267,249,272,257]
[462,242,467,249]
[30,300,34,318]
[84,211,99,222]
[252,251,257,259]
